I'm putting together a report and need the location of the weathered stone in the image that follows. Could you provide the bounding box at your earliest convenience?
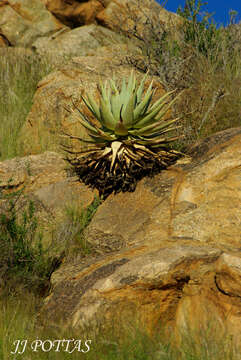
[84,128,241,253]
[0,151,96,251]
[175,251,241,349]
[43,0,182,37]
[0,0,184,64]
[96,0,183,40]
[84,181,161,252]
[0,0,66,47]
[41,243,241,351]
[45,0,104,27]
[215,253,241,298]
[169,129,241,248]
[31,24,126,64]
[38,129,241,350]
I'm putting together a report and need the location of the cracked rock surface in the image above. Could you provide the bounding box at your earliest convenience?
[38,128,241,348]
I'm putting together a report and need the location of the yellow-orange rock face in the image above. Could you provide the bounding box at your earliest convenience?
[0,0,66,47]
[45,0,104,27]
[39,128,241,351]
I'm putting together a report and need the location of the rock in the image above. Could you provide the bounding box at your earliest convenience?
[96,0,183,39]
[41,244,241,349]
[83,180,161,253]
[186,127,241,159]
[169,128,241,248]
[31,24,126,64]
[0,0,66,47]
[41,245,220,327]
[43,0,182,36]
[0,151,96,252]
[0,34,10,47]
[175,251,241,349]
[39,128,241,349]
[215,253,241,299]
[0,0,183,52]
[17,55,166,155]
[45,0,104,28]
[84,127,241,252]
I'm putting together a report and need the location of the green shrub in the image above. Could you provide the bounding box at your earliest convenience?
[0,186,58,295]
[177,0,222,59]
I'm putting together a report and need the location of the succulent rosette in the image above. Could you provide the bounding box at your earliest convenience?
[62,71,182,197]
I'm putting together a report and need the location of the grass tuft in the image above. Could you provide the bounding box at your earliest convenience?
[0,185,59,296]
[0,297,239,359]
[0,48,53,160]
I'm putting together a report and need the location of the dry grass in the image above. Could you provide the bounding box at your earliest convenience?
[0,294,239,360]
[114,0,241,150]
[0,48,53,161]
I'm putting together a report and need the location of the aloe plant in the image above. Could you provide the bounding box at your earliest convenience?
[62,71,182,197]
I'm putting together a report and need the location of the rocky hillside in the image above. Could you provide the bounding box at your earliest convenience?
[0,0,241,356]
[0,0,180,59]
[1,128,241,348]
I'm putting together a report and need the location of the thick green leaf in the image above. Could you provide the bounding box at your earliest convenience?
[133,82,154,122]
[99,98,116,130]
[109,78,119,94]
[81,94,101,121]
[89,133,115,143]
[77,115,100,135]
[79,118,115,141]
[134,93,179,128]
[119,78,127,104]
[110,93,122,122]
[154,94,181,122]
[136,71,149,104]
[148,90,176,113]
[129,118,179,136]
[122,89,136,128]
[126,70,136,97]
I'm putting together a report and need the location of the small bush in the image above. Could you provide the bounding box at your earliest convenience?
[0,186,59,295]
[177,0,222,59]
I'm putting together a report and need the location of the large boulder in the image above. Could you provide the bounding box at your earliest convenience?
[0,151,96,252]
[43,0,182,35]
[0,0,66,47]
[17,53,166,155]
[39,128,241,349]
[0,0,183,50]
[84,127,241,252]
[96,0,183,39]
[31,24,127,63]
[44,0,105,27]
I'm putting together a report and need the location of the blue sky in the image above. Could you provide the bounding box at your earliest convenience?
[156,0,241,26]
